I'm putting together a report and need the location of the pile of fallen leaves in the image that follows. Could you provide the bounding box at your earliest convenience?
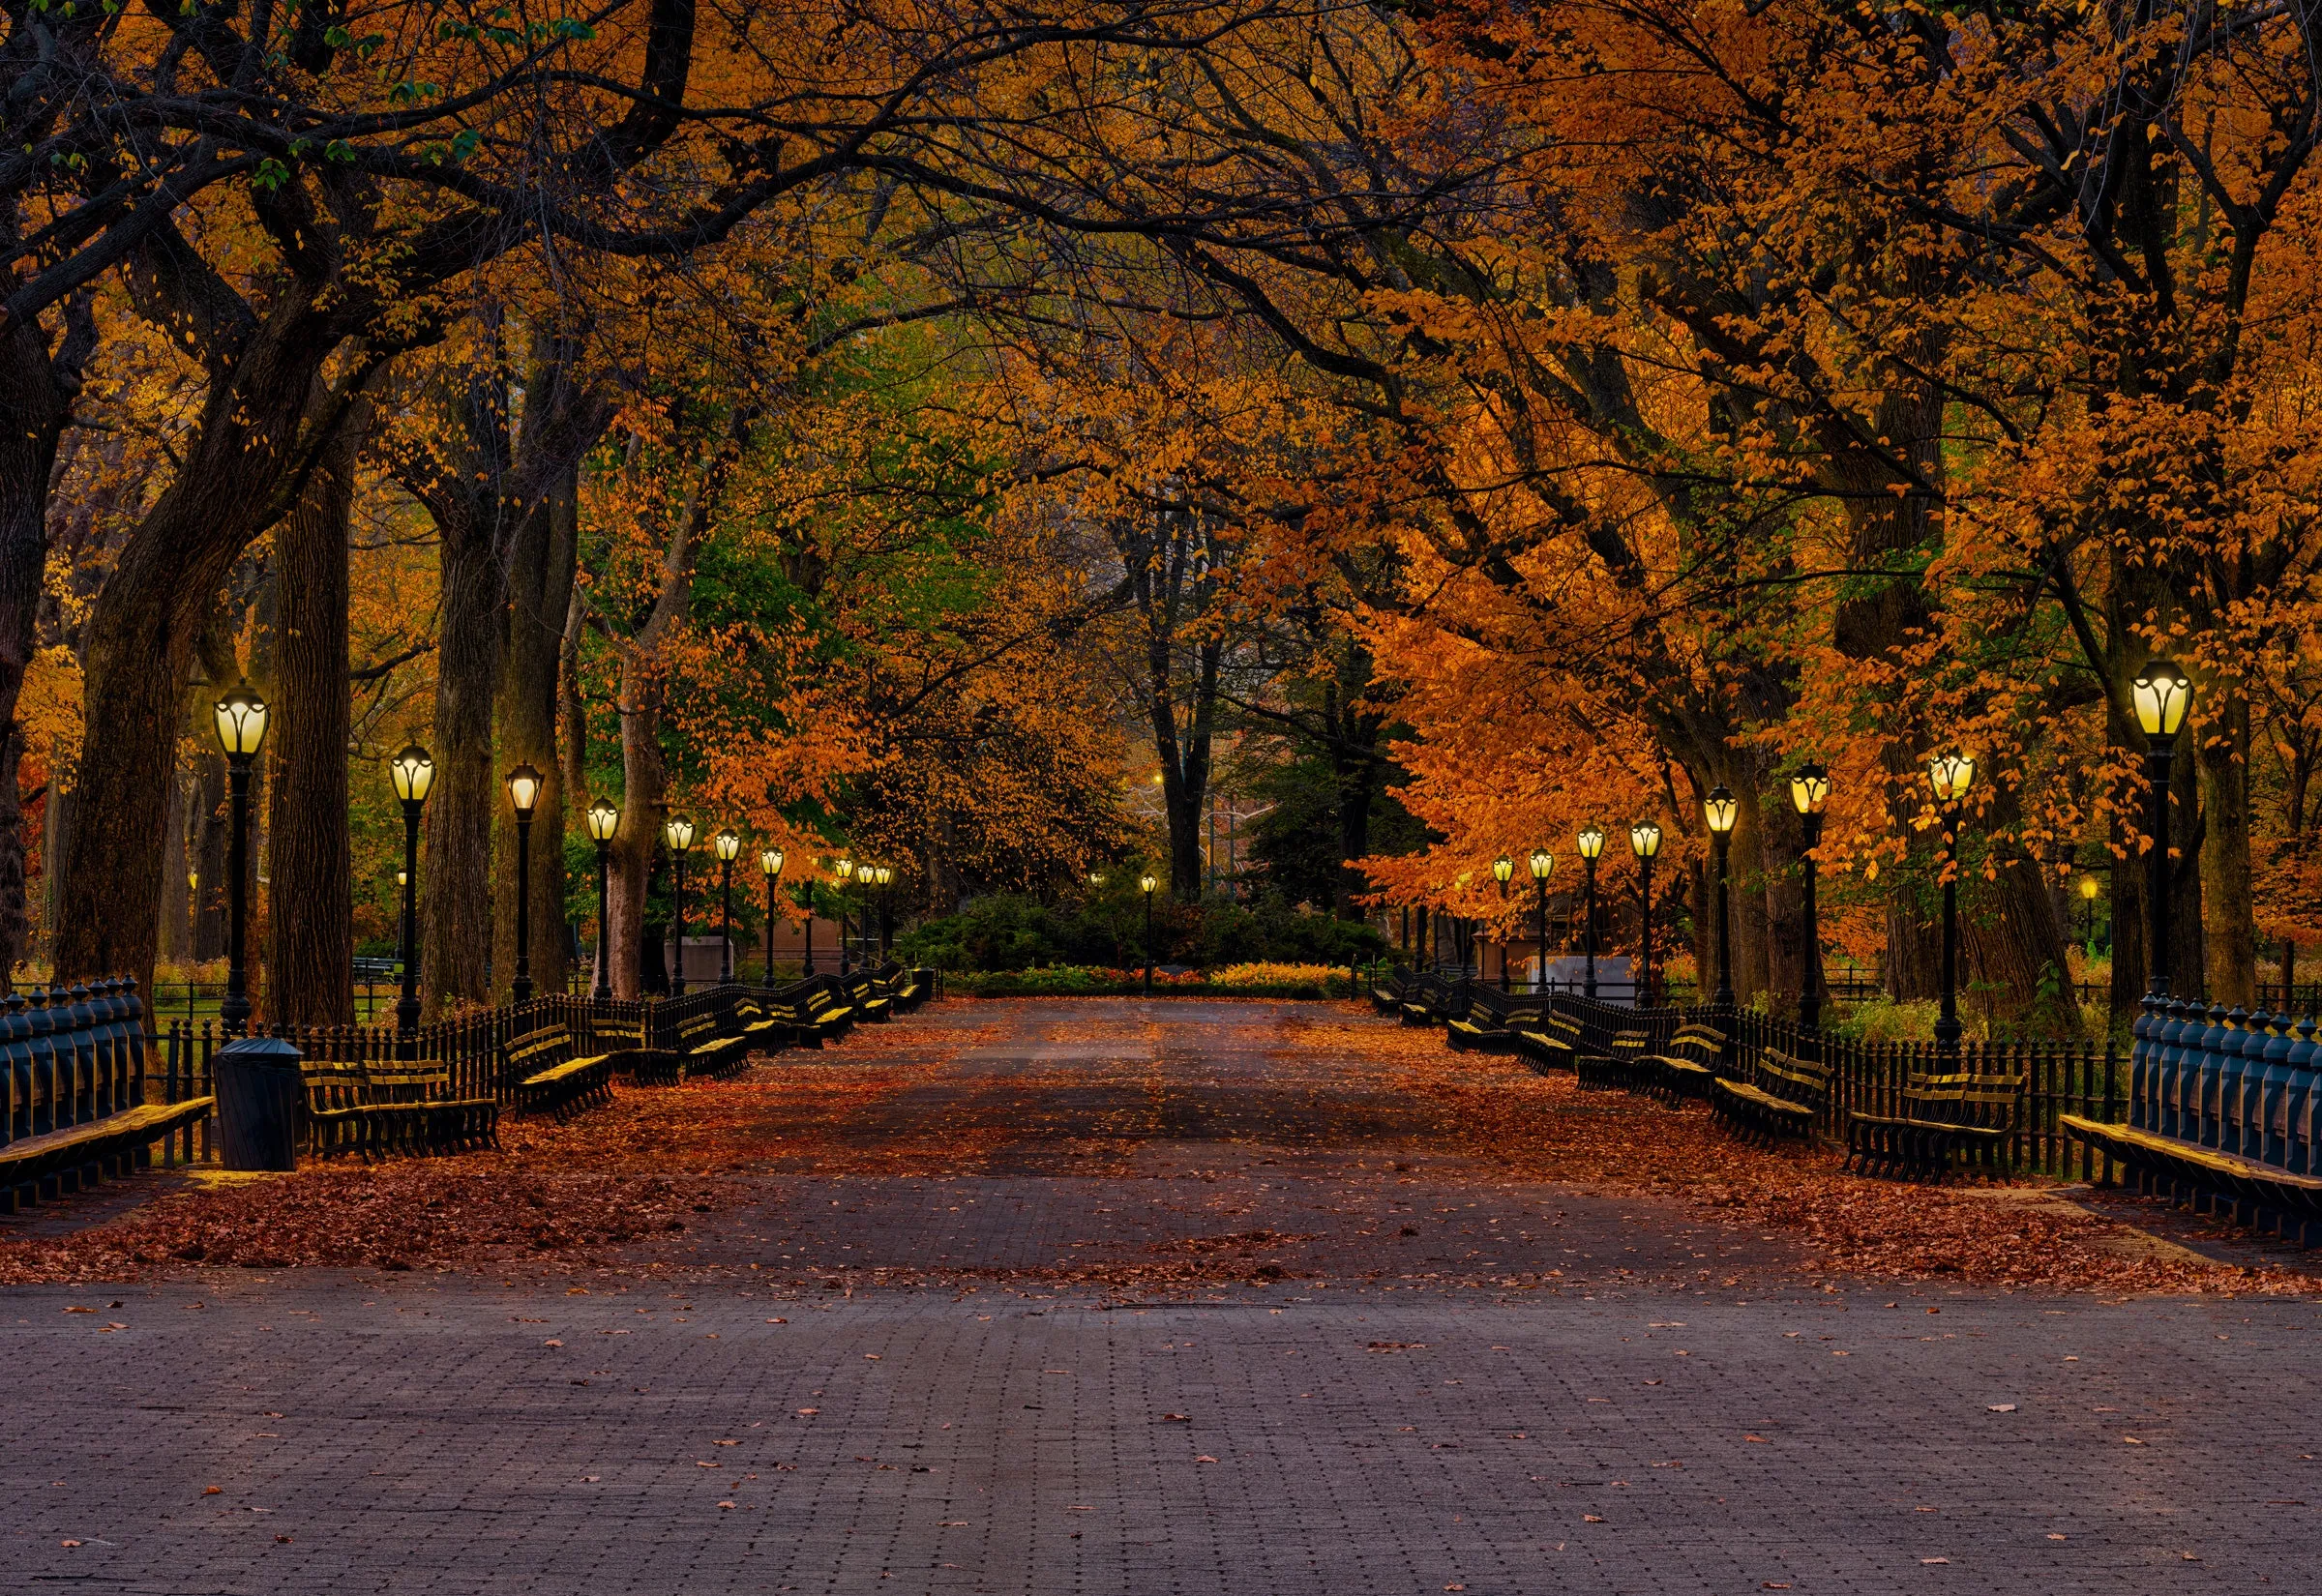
[0,1165,740,1284]
[1304,1016,2319,1298]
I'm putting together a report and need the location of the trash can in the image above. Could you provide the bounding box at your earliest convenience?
[213,1034,305,1171]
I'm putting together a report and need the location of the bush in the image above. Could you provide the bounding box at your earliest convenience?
[899,889,1385,974]
[938,962,1367,999]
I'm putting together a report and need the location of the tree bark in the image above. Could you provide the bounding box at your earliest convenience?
[610,654,670,1000]
[2198,690,2254,1008]
[421,505,503,1018]
[494,470,580,1002]
[263,390,368,1026]
[53,283,343,991]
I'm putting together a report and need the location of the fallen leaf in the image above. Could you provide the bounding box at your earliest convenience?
[1195,1455,1218,1463]
[1921,1557,1949,1564]
[1744,1434,1769,1443]
[1988,1404,2017,1413]
[1160,1413,1190,1422]
[1583,1515,1604,1523]
[60,1540,81,1548]
[203,1487,222,1495]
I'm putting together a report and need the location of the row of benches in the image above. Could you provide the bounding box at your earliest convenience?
[1374,972,2021,1182]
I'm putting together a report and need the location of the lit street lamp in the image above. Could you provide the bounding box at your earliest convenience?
[714,829,741,985]
[1629,822,1662,1007]
[664,815,696,994]
[1704,785,1739,1013]
[1140,872,1158,995]
[2130,661,2192,997]
[759,846,786,990]
[1790,765,1830,1032]
[506,763,543,1004]
[389,742,436,1044]
[1492,855,1514,990]
[1527,849,1553,995]
[586,798,619,1001]
[1577,826,1605,999]
[1927,753,1977,1054]
[2078,874,2100,950]
[212,684,270,1034]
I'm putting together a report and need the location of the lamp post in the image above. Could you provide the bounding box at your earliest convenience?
[1927,753,1977,1055]
[586,799,619,1001]
[1704,785,1738,1012]
[1577,826,1604,999]
[1528,848,1554,995]
[875,864,894,961]
[212,684,270,1034]
[1790,765,1830,1032]
[1140,872,1158,995]
[759,847,786,990]
[1492,855,1514,990]
[2078,874,2099,951]
[1629,821,1662,1007]
[855,863,878,968]
[506,763,543,1004]
[2130,661,2193,997]
[834,856,853,974]
[714,830,740,985]
[389,742,435,1044]
[664,815,696,994]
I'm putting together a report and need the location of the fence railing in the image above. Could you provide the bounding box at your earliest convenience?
[2,978,150,1155]
[2129,997,2318,1175]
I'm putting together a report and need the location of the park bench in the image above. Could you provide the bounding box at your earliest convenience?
[1709,1048,1832,1143]
[596,1014,683,1084]
[797,987,854,1045]
[890,967,932,1012]
[728,995,795,1054]
[309,1059,496,1160]
[1578,1027,1652,1091]
[1845,1071,2023,1180]
[0,1098,216,1211]
[1371,971,1408,1017]
[500,1025,616,1117]
[1645,1022,1729,1103]
[2060,1115,2322,1235]
[1512,1012,1585,1074]
[844,970,894,1023]
[1446,992,1547,1054]
[675,1011,753,1079]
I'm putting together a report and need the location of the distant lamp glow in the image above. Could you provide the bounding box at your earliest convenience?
[834,855,852,881]
[714,829,741,863]
[1492,855,1514,886]
[2131,660,2192,743]
[2080,875,2100,901]
[1927,753,1976,806]
[1576,825,1605,861]
[1628,821,1662,860]
[1088,871,1107,888]
[585,798,620,842]
[506,762,543,817]
[1790,764,1830,817]
[1703,785,1739,836]
[875,865,893,887]
[1140,873,1158,895]
[1528,849,1553,881]
[664,814,696,852]
[760,846,786,878]
[856,863,875,884]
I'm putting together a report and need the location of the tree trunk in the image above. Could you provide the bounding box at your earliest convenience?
[0,305,86,980]
[421,507,503,1019]
[1960,777,2083,1037]
[609,654,670,1000]
[2198,689,2254,1008]
[263,393,367,1027]
[493,474,579,1003]
[1757,787,1808,1019]
[159,771,190,963]
[53,296,338,991]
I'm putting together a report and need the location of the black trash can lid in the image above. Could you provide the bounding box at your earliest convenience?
[215,1034,306,1065]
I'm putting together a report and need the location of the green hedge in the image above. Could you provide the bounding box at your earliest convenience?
[942,968,1371,1000]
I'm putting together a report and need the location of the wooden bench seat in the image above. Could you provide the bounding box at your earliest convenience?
[1577,1028,1651,1091]
[0,1098,217,1209]
[799,989,854,1045]
[498,1024,616,1117]
[2061,1115,2322,1232]
[594,1017,682,1084]
[676,1014,752,1079]
[1645,1022,1728,1103]
[1446,1006,1544,1054]
[1513,1013,1584,1074]
[310,1075,497,1161]
[1710,1048,1831,1143]
[1847,1072,2022,1180]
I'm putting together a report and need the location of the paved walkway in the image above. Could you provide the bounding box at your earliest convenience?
[4,999,2318,1594]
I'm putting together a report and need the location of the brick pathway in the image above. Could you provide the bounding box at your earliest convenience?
[4,998,2317,1594]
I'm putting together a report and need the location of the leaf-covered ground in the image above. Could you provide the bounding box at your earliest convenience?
[2,1001,2314,1297]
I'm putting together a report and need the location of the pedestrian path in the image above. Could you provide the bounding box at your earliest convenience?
[3,998,2315,1594]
